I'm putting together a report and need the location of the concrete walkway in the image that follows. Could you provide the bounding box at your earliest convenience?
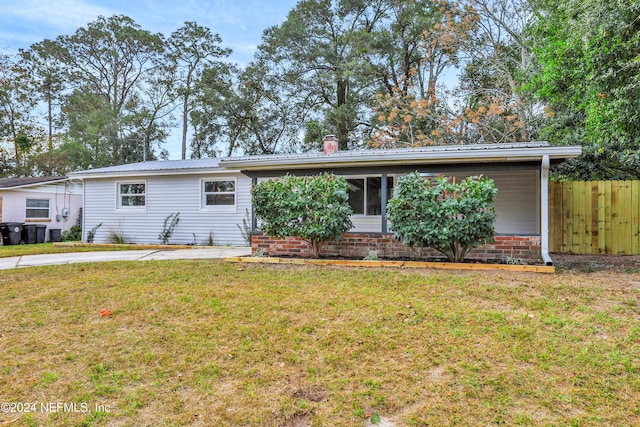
[0,247,251,270]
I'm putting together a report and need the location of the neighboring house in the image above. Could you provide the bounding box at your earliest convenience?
[70,142,582,264]
[0,176,83,242]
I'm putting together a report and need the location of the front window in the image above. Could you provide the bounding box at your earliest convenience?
[203,179,236,207]
[26,199,50,219]
[347,177,394,215]
[118,182,146,208]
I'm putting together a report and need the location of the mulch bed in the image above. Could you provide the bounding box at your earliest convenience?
[551,253,640,272]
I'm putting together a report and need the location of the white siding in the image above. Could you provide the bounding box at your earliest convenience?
[83,173,252,246]
[350,215,383,233]
[0,183,83,239]
[443,169,540,235]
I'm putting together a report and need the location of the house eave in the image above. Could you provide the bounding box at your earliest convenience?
[219,145,583,171]
[69,167,232,180]
[0,178,69,190]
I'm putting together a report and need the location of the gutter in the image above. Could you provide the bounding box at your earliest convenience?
[540,155,553,266]
[219,146,583,171]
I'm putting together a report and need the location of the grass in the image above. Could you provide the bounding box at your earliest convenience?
[0,261,638,426]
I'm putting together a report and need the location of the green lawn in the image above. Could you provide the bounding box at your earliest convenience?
[0,261,638,426]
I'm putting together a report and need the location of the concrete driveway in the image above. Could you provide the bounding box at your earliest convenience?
[0,247,251,270]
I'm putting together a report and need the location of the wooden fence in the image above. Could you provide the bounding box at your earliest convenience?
[549,181,640,254]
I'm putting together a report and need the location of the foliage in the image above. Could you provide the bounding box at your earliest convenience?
[158,212,180,244]
[61,225,82,242]
[386,172,497,262]
[255,0,384,150]
[86,222,103,243]
[252,173,353,258]
[529,0,640,179]
[167,21,231,159]
[369,1,478,147]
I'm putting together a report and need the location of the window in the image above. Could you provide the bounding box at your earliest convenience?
[347,176,394,215]
[118,182,146,208]
[202,179,236,207]
[26,199,50,219]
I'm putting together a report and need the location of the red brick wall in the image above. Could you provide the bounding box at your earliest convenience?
[252,233,542,262]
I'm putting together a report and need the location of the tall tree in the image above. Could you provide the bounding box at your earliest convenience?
[167,22,231,159]
[256,0,388,150]
[50,15,165,166]
[369,0,477,147]
[0,52,41,175]
[18,40,66,152]
[529,0,640,179]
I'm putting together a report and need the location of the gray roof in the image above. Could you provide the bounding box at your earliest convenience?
[0,176,68,189]
[69,158,223,178]
[69,142,583,179]
[219,142,582,171]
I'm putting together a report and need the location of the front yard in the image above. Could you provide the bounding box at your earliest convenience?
[0,260,638,426]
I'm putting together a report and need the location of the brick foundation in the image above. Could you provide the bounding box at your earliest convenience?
[252,233,542,263]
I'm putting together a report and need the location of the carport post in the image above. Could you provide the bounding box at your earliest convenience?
[540,155,553,266]
[251,177,257,233]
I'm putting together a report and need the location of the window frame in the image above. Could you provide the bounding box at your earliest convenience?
[200,177,237,212]
[25,198,51,219]
[346,175,394,216]
[116,181,147,211]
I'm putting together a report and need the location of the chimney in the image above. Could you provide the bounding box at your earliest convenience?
[323,135,339,154]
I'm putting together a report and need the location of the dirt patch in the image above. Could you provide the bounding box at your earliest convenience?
[551,253,640,272]
[280,414,312,427]
[292,386,327,402]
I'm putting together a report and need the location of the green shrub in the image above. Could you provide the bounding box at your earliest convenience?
[62,225,82,242]
[386,173,497,262]
[86,223,102,243]
[252,173,353,258]
[158,213,180,244]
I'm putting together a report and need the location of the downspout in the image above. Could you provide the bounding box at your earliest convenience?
[540,155,553,265]
[80,179,86,242]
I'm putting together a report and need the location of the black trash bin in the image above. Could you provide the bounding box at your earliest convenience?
[0,222,24,245]
[49,228,62,243]
[36,225,47,244]
[22,224,37,244]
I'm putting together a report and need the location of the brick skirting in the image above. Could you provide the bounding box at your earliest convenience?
[252,233,542,263]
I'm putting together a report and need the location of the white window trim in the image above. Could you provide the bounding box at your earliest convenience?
[25,198,51,219]
[115,180,147,212]
[346,175,395,217]
[200,177,237,213]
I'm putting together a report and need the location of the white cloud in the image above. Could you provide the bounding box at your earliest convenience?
[2,0,113,30]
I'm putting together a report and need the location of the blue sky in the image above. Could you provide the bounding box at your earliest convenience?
[0,0,299,65]
[0,0,299,158]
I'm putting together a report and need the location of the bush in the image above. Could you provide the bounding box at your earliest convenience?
[62,225,82,242]
[386,173,497,262]
[158,212,180,244]
[252,173,353,258]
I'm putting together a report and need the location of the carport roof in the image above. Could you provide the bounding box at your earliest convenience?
[218,142,582,171]
[69,142,582,179]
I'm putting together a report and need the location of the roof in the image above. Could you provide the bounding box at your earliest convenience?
[69,158,223,179]
[0,176,68,190]
[69,142,582,179]
[219,142,582,171]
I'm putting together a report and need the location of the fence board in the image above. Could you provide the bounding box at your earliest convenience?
[549,180,640,254]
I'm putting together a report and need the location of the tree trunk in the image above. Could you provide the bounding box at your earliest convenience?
[336,79,349,150]
[311,240,322,259]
